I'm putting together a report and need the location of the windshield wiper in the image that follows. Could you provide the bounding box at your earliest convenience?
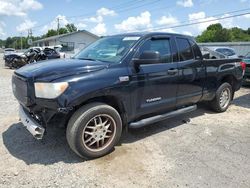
[77,57,112,63]
[77,57,96,61]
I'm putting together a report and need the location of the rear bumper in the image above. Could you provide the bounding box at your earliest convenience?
[243,78,250,86]
[19,105,45,140]
[243,70,250,84]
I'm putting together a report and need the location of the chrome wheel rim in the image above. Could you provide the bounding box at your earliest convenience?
[82,114,116,152]
[219,88,230,109]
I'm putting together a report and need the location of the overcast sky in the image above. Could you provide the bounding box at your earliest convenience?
[0,0,250,39]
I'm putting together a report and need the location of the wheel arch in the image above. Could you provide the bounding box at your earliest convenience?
[219,75,238,91]
[73,95,128,128]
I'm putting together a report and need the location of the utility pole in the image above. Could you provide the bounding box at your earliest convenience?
[57,18,60,35]
[20,32,23,50]
[28,29,33,37]
[27,29,33,46]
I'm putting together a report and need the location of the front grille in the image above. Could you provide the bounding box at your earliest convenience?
[12,74,29,105]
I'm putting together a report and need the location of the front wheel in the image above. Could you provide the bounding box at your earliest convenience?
[210,82,233,112]
[66,103,122,159]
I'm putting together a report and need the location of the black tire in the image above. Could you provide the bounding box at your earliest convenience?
[66,102,122,159]
[210,82,232,113]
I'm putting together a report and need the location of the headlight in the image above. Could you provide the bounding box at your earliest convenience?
[34,82,69,99]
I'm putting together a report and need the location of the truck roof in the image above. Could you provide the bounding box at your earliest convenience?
[109,32,194,39]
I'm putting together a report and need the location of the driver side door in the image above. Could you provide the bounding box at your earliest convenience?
[130,36,179,119]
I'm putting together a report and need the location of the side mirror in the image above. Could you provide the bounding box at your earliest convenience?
[133,51,161,66]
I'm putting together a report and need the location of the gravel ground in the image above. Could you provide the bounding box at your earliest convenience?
[0,54,250,188]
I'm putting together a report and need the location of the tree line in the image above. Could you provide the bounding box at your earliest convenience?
[196,23,250,42]
[0,23,78,49]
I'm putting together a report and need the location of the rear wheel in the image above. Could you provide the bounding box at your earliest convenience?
[66,103,122,159]
[210,82,232,112]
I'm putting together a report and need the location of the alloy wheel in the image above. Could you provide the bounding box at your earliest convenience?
[219,88,231,109]
[82,114,116,152]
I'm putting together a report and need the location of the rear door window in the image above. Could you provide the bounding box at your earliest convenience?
[176,38,194,61]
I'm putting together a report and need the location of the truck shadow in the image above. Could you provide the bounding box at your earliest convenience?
[232,92,250,109]
[122,104,213,144]
[2,104,213,165]
[2,124,84,164]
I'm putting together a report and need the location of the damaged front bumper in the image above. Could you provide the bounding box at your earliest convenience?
[19,105,45,140]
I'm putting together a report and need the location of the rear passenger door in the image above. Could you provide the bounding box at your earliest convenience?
[176,37,206,107]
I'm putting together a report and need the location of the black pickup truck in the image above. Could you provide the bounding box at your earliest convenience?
[12,32,245,159]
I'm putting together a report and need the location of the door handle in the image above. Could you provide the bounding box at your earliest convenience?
[167,69,178,75]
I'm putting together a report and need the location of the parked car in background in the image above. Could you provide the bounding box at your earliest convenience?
[43,47,61,59]
[5,47,60,69]
[207,47,238,59]
[54,45,66,58]
[4,48,16,56]
[43,45,66,58]
[4,50,24,67]
[30,47,43,52]
[3,48,17,60]
[242,52,250,85]
[12,32,245,159]
[200,46,226,59]
[5,48,47,68]
[243,52,250,63]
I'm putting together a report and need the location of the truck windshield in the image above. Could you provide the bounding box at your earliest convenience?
[74,36,140,63]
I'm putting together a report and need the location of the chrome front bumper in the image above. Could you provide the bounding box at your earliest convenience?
[19,105,45,140]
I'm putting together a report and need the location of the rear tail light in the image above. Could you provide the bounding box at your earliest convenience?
[240,62,246,71]
[240,62,246,76]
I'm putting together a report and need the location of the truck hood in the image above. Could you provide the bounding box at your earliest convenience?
[15,58,108,81]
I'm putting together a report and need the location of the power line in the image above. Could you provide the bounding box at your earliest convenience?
[31,4,250,36]
[105,0,144,10]
[106,8,250,34]
[68,0,162,19]
[180,8,250,25]
[32,0,146,29]
[109,0,162,15]
[62,0,166,34]
[67,0,146,19]
[115,7,250,26]
[137,12,250,33]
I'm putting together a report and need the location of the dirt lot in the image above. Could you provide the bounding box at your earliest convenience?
[0,54,250,188]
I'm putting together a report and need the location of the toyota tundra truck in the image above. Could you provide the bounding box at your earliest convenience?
[12,32,246,159]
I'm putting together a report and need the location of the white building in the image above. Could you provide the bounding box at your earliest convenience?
[33,30,99,52]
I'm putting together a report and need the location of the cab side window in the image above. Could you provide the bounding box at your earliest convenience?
[176,38,194,61]
[136,39,173,63]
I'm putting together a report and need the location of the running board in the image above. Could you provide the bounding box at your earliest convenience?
[129,105,197,129]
